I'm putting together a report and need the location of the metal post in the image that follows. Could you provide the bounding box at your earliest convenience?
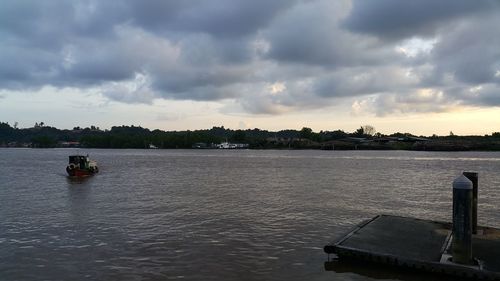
[463,172,479,234]
[462,172,478,234]
[452,174,473,264]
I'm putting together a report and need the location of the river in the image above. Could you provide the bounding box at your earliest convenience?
[1,148,500,281]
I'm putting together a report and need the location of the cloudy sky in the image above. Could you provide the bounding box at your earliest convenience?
[1,0,500,135]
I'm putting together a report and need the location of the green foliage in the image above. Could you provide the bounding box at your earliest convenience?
[390,142,413,150]
[323,130,347,140]
[352,125,376,137]
[362,125,375,136]
[230,130,246,143]
[0,122,14,140]
[2,121,500,151]
[31,135,56,148]
[353,127,365,137]
[299,127,313,139]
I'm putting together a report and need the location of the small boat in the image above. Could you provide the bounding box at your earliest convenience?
[217,142,249,149]
[66,155,99,177]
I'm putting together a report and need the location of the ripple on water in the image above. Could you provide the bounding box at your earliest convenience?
[1,149,500,281]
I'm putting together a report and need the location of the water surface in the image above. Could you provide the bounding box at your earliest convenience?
[1,149,500,281]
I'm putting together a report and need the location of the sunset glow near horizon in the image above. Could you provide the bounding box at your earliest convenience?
[1,1,500,136]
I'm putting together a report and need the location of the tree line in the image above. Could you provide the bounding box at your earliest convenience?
[1,121,500,150]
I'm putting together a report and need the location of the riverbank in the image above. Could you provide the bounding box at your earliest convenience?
[2,122,500,151]
[3,138,500,151]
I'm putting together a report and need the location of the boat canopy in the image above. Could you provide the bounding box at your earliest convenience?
[69,155,87,163]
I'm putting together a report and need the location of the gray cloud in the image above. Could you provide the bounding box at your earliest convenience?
[453,84,500,107]
[473,85,500,106]
[127,0,296,38]
[429,14,500,86]
[0,45,61,89]
[313,66,419,98]
[263,0,396,67]
[343,0,497,40]
[0,0,293,101]
[372,92,453,116]
[1,0,500,116]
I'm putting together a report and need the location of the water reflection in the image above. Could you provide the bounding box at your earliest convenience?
[65,175,93,185]
[66,176,93,221]
[324,259,469,281]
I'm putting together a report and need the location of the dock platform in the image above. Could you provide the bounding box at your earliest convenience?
[324,215,500,280]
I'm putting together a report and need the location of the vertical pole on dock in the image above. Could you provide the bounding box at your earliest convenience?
[452,175,473,265]
[462,172,478,234]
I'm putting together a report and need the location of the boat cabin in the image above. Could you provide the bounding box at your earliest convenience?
[69,155,89,169]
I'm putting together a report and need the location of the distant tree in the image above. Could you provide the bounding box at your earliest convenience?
[362,125,376,136]
[317,131,347,145]
[209,126,229,138]
[353,127,365,137]
[492,132,500,138]
[13,122,18,129]
[353,126,376,137]
[31,135,56,148]
[0,122,13,132]
[231,130,246,143]
[326,130,347,140]
[299,127,313,140]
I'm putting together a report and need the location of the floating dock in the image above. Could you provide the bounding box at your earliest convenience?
[324,215,500,280]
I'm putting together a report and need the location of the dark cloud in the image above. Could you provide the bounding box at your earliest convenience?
[0,1,293,99]
[263,1,395,67]
[64,47,137,84]
[150,66,253,100]
[128,0,296,38]
[429,14,500,85]
[474,86,500,106]
[1,0,500,116]
[0,45,61,89]
[343,0,497,40]
[452,84,500,107]
[177,35,255,66]
[0,1,71,48]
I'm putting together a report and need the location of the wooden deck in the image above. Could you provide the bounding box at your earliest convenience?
[324,215,500,280]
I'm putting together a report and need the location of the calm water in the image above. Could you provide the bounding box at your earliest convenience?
[1,148,500,281]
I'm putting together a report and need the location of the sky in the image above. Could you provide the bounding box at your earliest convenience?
[1,0,500,136]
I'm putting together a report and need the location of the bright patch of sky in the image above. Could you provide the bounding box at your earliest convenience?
[268,82,286,95]
[395,37,437,58]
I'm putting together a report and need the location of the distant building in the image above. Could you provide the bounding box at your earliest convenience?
[217,142,249,149]
[59,141,81,148]
[192,142,210,149]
